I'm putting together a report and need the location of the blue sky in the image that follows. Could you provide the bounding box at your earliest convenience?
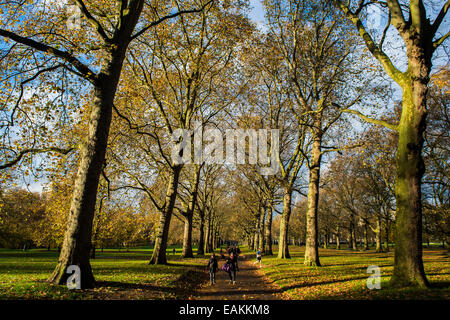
[12,0,449,194]
[18,1,267,193]
[249,0,266,28]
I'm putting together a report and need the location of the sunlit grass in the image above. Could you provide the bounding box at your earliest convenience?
[255,245,450,300]
[1,245,448,300]
[0,246,209,300]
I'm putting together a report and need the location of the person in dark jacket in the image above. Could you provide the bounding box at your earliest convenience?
[207,253,218,285]
[226,252,237,284]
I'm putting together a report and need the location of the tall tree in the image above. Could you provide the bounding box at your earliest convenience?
[265,0,378,265]
[0,0,209,287]
[336,0,449,287]
[111,0,247,264]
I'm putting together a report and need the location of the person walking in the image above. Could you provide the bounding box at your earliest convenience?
[253,250,262,268]
[225,252,237,285]
[207,253,218,285]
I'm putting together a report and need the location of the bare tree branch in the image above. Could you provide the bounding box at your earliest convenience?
[0,147,75,170]
[0,28,97,82]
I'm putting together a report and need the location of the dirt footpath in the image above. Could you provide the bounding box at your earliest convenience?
[191,255,289,300]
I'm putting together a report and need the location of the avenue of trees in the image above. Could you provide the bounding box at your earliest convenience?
[0,0,448,289]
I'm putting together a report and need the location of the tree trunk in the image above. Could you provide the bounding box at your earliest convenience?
[323,233,328,249]
[265,201,273,255]
[149,165,182,264]
[197,211,205,256]
[278,186,292,259]
[213,229,218,250]
[48,63,122,288]
[204,225,209,254]
[348,220,354,250]
[259,204,266,253]
[363,221,369,251]
[384,219,390,252]
[352,223,357,250]
[304,132,322,266]
[204,210,213,253]
[182,214,193,258]
[376,216,383,252]
[254,218,260,252]
[251,232,255,251]
[388,29,431,287]
[208,223,213,252]
[211,228,216,251]
[211,224,216,251]
[182,165,200,258]
[336,226,341,250]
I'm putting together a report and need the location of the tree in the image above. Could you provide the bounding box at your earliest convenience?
[358,127,397,252]
[243,31,309,259]
[0,0,208,288]
[109,0,247,264]
[336,0,449,287]
[177,164,202,258]
[195,164,222,255]
[264,0,379,264]
[0,188,46,248]
[422,67,449,249]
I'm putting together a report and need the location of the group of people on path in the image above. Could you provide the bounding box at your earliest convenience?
[206,246,241,286]
[206,246,264,286]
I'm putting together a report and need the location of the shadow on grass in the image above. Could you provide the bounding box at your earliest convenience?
[279,275,370,292]
[95,280,174,292]
[95,269,208,299]
[429,281,450,289]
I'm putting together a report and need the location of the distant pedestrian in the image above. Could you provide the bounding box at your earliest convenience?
[173,248,176,255]
[253,250,262,268]
[207,253,218,285]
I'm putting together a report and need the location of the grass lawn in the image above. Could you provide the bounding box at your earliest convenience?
[0,246,209,300]
[256,245,450,300]
[1,244,448,300]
